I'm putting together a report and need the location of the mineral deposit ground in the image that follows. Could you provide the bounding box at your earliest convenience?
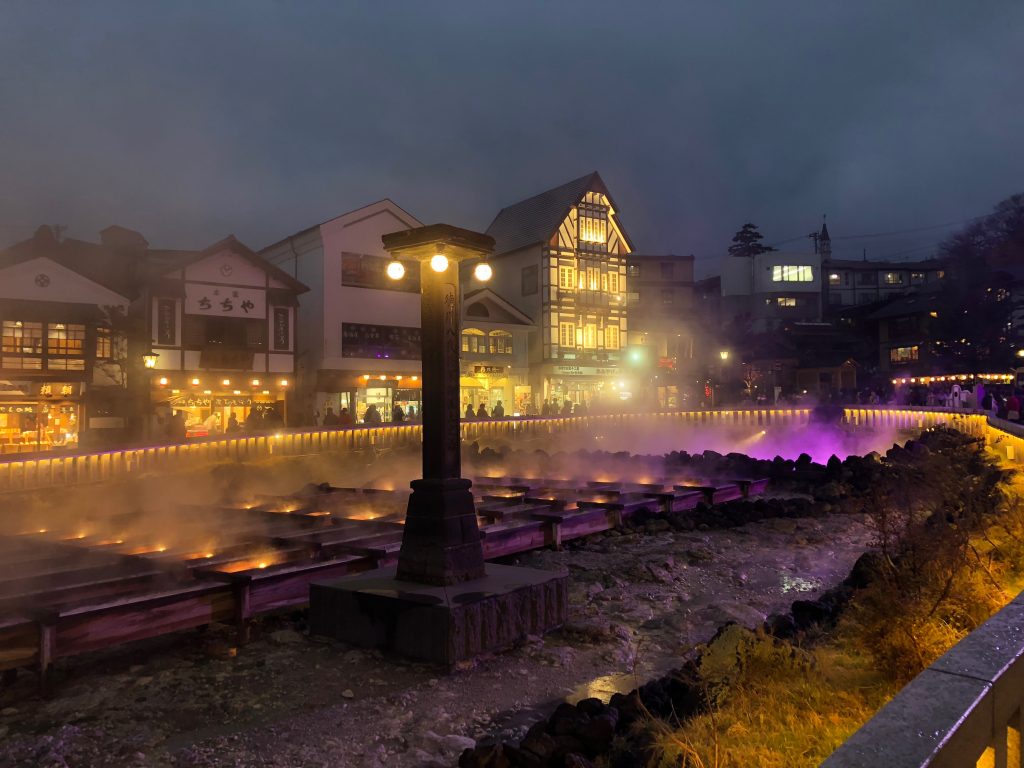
[0,509,872,768]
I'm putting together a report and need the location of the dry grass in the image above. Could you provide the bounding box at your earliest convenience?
[646,635,896,768]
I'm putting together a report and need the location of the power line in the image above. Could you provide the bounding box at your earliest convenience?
[832,214,990,241]
[766,212,991,249]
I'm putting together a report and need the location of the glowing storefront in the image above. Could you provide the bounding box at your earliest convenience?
[145,236,307,435]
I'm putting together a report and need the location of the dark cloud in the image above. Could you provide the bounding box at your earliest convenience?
[1,1,1022,274]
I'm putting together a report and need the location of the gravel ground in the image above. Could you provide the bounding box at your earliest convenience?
[0,512,874,768]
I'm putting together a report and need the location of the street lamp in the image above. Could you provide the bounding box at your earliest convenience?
[310,223,567,665]
[719,349,730,361]
[142,353,159,369]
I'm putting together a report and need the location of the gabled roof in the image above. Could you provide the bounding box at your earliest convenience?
[462,288,535,326]
[259,198,422,252]
[151,235,308,293]
[0,226,137,298]
[865,288,942,321]
[484,172,633,257]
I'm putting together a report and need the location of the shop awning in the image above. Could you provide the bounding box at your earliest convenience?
[460,376,487,389]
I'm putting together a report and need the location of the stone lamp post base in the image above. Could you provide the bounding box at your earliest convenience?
[309,564,568,667]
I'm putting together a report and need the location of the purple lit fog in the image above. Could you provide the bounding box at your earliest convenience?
[501,420,904,464]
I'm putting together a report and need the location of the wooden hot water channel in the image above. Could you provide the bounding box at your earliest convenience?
[0,474,767,686]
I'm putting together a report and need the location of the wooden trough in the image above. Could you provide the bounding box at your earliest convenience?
[0,472,768,687]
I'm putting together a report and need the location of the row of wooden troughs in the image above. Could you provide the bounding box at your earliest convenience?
[0,474,768,687]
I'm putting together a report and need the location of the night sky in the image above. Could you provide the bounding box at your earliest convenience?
[2,2,1023,274]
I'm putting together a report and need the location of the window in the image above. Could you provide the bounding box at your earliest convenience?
[661,263,674,280]
[558,264,577,290]
[608,272,619,294]
[828,272,841,286]
[488,331,512,355]
[1,321,43,369]
[605,325,620,350]
[461,328,485,353]
[521,265,538,296]
[626,264,640,278]
[583,324,598,349]
[342,323,421,360]
[911,272,925,284]
[559,322,576,349]
[889,346,919,364]
[46,323,86,370]
[587,266,599,291]
[884,272,904,285]
[661,288,675,307]
[859,272,877,286]
[772,265,813,282]
[578,201,608,248]
[244,319,265,349]
[96,328,113,359]
[777,297,797,307]
[46,323,85,356]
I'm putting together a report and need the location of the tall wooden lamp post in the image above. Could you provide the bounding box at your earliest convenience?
[309,224,566,667]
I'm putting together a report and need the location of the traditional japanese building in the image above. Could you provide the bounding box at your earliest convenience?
[143,235,308,434]
[0,226,132,452]
[482,172,633,410]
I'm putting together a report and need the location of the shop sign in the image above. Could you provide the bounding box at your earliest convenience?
[657,357,677,370]
[184,283,266,319]
[552,365,617,376]
[0,404,38,414]
[37,382,78,398]
[272,307,290,350]
[472,365,505,375]
[172,395,256,408]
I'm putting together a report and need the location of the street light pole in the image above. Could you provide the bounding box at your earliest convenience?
[381,224,493,586]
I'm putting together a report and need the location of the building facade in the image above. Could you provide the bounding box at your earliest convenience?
[625,254,696,408]
[145,236,307,435]
[720,249,823,332]
[823,258,945,310]
[459,288,535,415]
[260,200,426,423]
[482,173,632,410]
[0,226,132,452]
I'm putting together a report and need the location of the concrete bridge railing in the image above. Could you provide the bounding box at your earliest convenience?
[822,591,1024,768]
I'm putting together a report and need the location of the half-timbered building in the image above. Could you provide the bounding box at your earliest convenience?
[482,172,633,410]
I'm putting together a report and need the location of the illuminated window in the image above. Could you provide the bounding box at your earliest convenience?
[911,272,925,283]
[889,346,919,364]
[777,297,797,307]
[884,272,904,285]
[772,265,813,282]
[828,272,841,286]
[605,325,620,350]
[1,321,44,369]
[488,331,512,355]
[559,322,576,349]
[608,272,619,294]
[43,323,86,371]
[578,200,608,248]
[461,328,485,353]
[587,266,599,291]
[558,265,577,290]
[583,324,598,349]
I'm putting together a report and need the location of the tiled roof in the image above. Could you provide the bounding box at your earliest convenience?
[485,172,631,256]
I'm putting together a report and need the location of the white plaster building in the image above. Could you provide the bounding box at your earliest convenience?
[260,200,426,423]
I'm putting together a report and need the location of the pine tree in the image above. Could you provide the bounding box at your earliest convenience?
[728,223,775,258]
